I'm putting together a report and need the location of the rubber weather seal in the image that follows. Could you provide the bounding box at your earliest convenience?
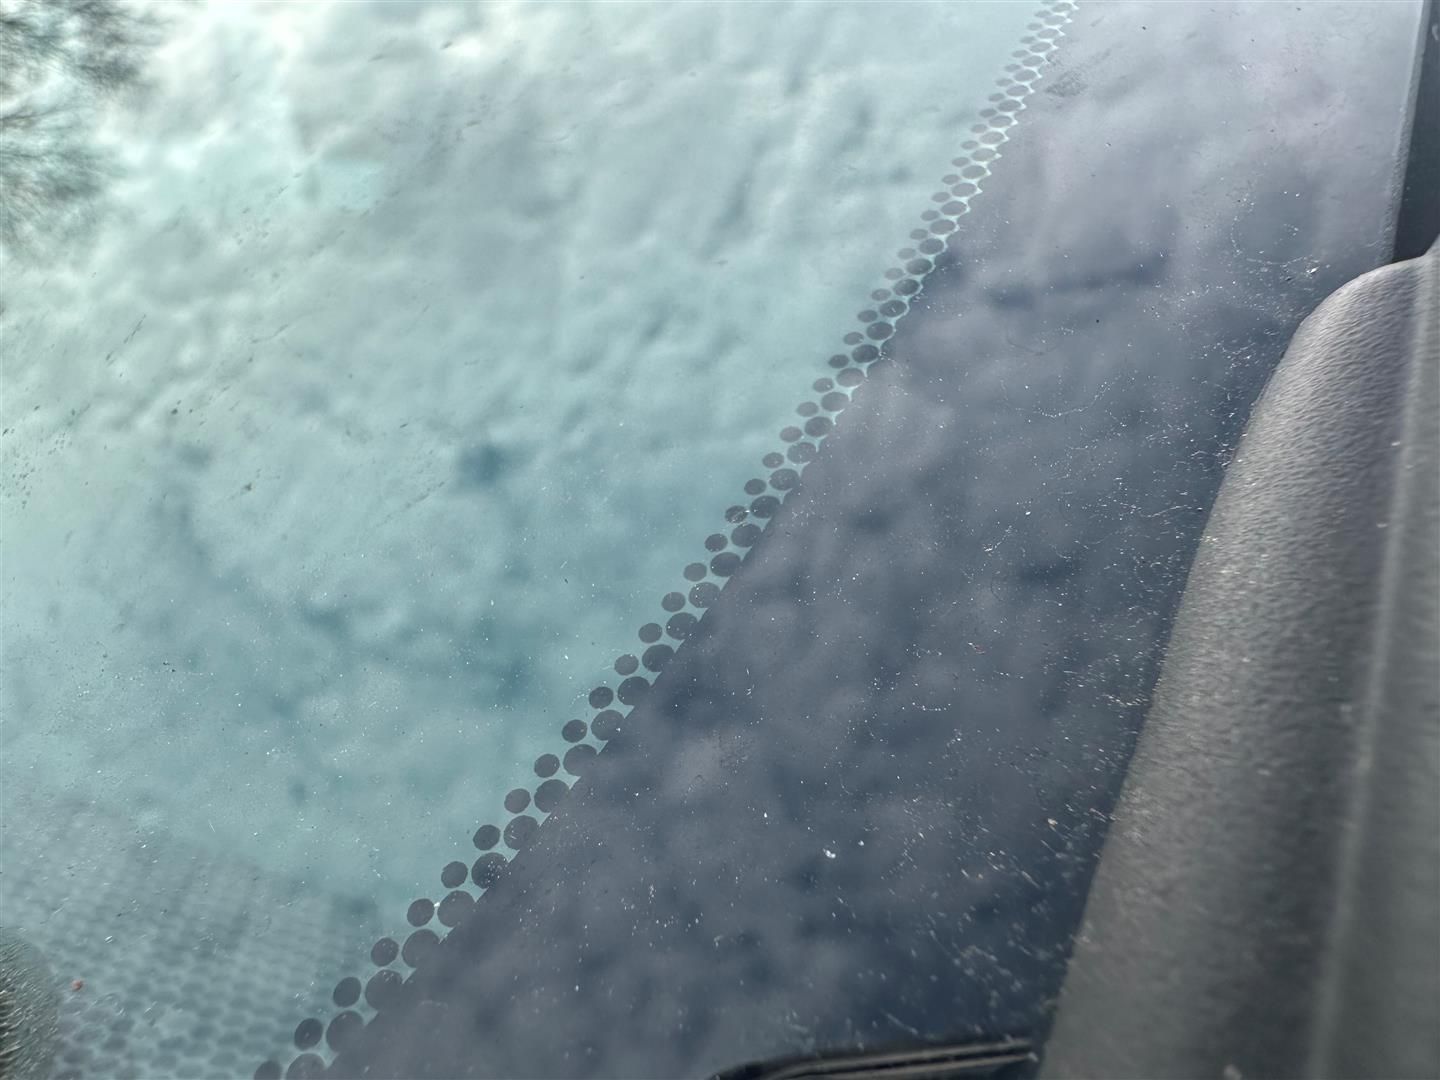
[1393,0,1440,260]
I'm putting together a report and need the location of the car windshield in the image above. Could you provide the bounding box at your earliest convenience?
[2,2,1051,1074]
[0,2,1425,1078]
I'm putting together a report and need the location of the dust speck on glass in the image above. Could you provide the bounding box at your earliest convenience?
[0,1,1073,1076]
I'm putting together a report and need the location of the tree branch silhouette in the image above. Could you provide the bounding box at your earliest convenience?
[0,0,160,259]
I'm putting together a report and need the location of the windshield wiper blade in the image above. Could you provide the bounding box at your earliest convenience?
[709,1038,1035,1080]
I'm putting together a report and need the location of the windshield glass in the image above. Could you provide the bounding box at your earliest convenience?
[6,2,1425,1077]
[2,2,1053,1076]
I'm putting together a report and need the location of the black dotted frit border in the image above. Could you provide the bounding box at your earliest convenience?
[258,5,1077,1077]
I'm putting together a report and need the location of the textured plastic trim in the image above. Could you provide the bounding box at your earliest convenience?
[1040,241,1440,1079]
